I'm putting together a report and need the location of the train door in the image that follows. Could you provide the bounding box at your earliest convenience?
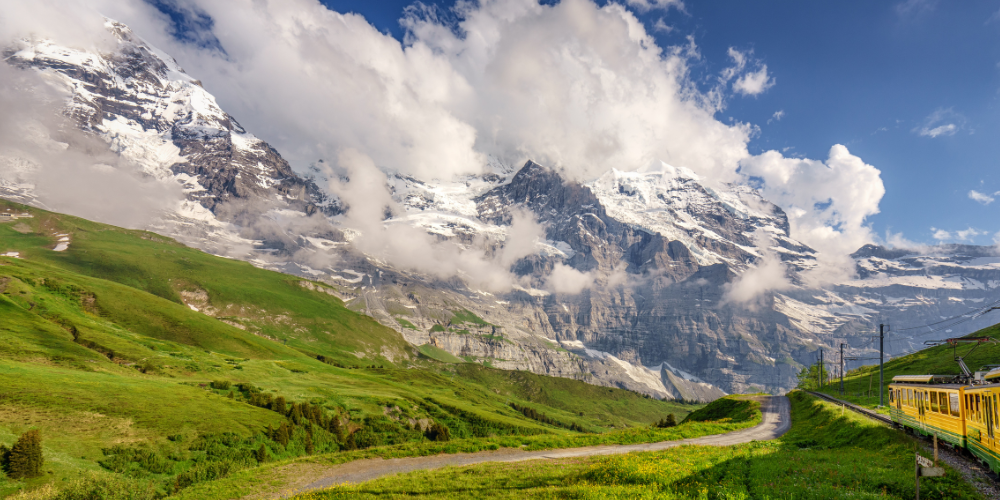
[982,392,996,448]
[916,390,926,429]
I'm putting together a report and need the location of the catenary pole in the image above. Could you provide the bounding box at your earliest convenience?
[819,349,824,390]
[840,343,846,395]
[879,324,885,407]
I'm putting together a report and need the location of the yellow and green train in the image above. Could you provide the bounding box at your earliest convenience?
[889,369,1000,472]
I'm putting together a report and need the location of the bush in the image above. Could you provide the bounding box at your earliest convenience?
[52,473,159,500]
[425,422,451,442]
[4,430,43,479]
[653,414,677,428]
[210,380,231,390]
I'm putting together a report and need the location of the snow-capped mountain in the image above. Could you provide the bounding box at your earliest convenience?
[4,19,1000,399]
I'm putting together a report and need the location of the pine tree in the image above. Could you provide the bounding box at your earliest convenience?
[665,414,677,427]
[276,422,290,447]
[274,396,286,415]
[305,433,314,455]
[6,430,43,479]
[424,422,450,442]
[328,416,346,445]
[255,444,268,464]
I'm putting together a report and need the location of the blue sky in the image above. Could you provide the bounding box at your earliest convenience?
[317,0,1000,247]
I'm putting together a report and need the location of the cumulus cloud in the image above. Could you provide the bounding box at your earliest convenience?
[740,144,884,283]
[722,229,790,307]
[913,108,966,138]
[720,48,773,97]
[733,66,774,96]
[969,190,995,205]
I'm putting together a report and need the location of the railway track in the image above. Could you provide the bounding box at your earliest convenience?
[804,391,894,426]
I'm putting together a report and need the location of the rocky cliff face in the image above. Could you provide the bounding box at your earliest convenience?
[5,19,1000,401]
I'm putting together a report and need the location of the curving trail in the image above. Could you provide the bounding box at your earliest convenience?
[286,396,790,496]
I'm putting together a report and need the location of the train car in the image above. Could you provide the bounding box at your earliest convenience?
[889,375,966,448]
[962,368,1000,471]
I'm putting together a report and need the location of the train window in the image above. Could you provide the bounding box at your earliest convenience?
[930,392,939,413]
[908,389,913,406]
[976,395,982,422]
[951,393,961,417]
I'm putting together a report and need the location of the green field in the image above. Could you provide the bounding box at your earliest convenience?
[0,201,699,498]
[291,392,980,500]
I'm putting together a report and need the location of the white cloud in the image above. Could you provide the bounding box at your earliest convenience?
[0,62,182,229]
[733,65,774,96]
[545,263,594,294]
[652,18,673,33]
[896,0,938,18]
[918,124,956,138]
[720,48,773,97]
[767,110,784,124]
[913,108,966,138]
[883,230,931,252]
[969,190,995,205]
[931,226,982,242]
[624,0,685,13]
[722,229,791,307]
[956,228,983,241]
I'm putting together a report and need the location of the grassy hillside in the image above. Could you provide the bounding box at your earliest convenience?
[810,321,1000,410]
[0,200,699,498]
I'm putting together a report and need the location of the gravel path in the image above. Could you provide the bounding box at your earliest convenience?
[289,396,790,496]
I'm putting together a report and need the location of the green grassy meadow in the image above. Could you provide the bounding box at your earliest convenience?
[0,201,699,498]
[293,392,981,500]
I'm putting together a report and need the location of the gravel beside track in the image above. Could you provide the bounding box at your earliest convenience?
[287,396,790,496]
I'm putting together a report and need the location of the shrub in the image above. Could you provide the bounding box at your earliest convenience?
[425,422,451,442]
[210,380,231,390]
[51,472,159,500]
[5,429,43,479]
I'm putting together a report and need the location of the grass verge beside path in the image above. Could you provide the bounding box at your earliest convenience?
[168,397,760,500]
[291,392,980,500]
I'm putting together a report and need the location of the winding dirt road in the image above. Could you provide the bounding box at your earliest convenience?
[279,396,790,497]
